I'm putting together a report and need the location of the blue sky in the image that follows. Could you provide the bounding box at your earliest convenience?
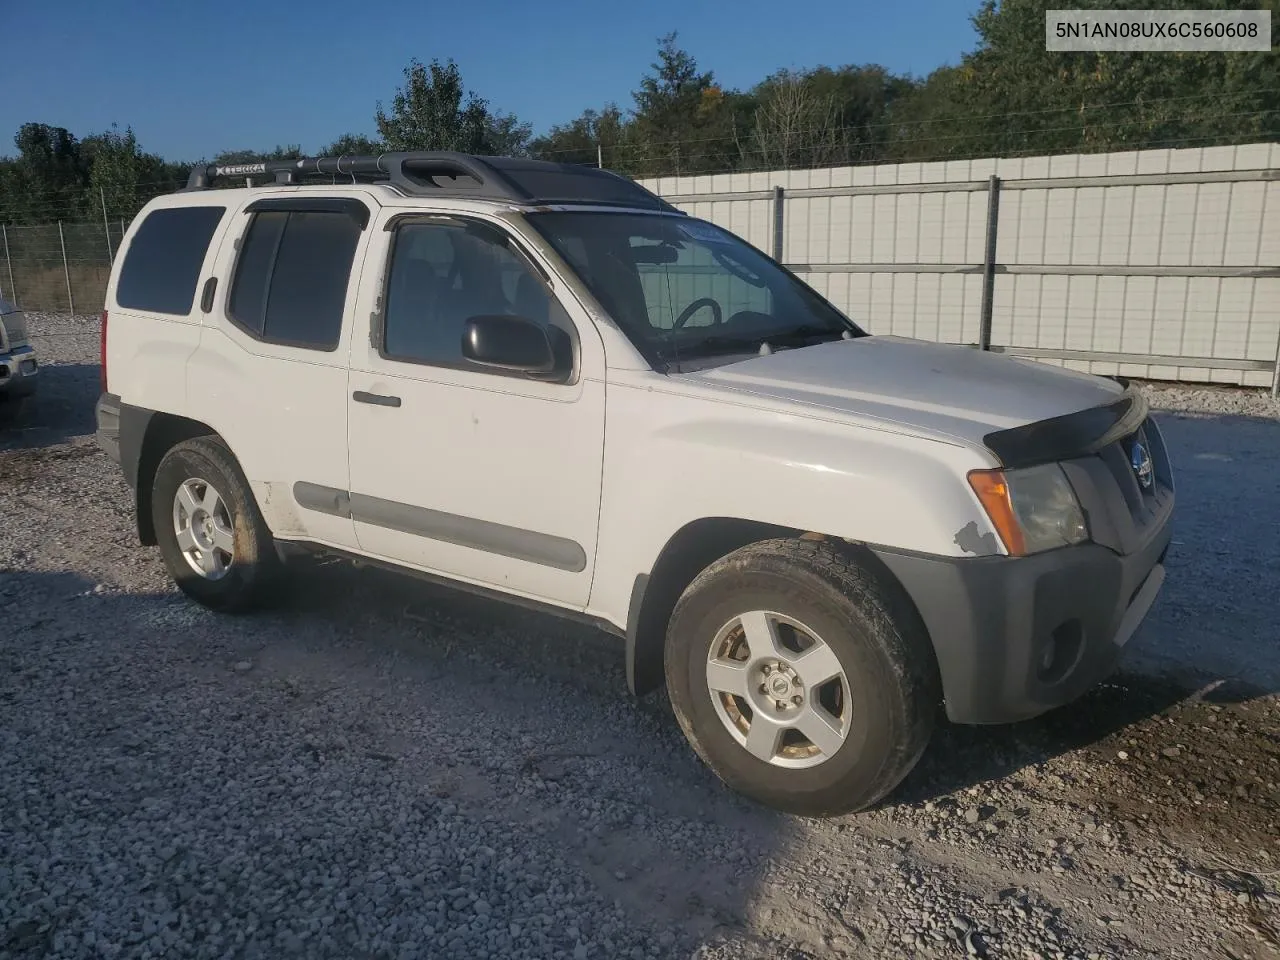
[3,0,981,161]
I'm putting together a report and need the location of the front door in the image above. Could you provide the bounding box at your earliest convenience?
[345,212,606,608]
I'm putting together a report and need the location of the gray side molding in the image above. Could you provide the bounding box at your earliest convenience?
[293,481,352,518]
[291,482,586,573]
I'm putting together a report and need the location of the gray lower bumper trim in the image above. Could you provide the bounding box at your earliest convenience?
[872,524,1171,725]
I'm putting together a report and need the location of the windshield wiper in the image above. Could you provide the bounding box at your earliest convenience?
[658,325,854,363]
[658,334,763,360]
[763,324,851,345]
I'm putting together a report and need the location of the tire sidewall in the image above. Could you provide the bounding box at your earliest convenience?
[667,561,911,813]
[151,441,268,609]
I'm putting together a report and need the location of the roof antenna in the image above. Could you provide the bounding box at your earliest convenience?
[758,341,774,356]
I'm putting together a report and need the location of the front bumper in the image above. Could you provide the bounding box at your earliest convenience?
[0,345,39,398]
[872,518,1172,724]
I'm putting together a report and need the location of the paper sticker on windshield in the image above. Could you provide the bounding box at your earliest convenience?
[679,221,732,244]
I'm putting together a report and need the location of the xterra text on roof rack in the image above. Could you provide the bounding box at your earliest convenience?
[95,152,1175,815]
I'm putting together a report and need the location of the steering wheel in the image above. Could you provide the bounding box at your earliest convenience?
[673,297,723,329]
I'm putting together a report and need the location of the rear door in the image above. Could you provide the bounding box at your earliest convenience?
[186,195,375,549]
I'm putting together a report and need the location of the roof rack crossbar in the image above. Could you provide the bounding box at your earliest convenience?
[183,151,681,213]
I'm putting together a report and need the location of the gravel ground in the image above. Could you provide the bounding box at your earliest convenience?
[2,313,1278,960]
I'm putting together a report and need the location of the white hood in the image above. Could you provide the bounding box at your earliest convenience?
[677,335,1124,450]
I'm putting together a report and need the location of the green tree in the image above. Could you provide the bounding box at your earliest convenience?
[7,123,89,222]
[213,145,304,165]
[375,58,529,155]
[804,65,916,163]
[322,133,384,156]
[486,114,534,157]
[894,0,1280,159]
[882,67,970,162]
[530,104,629,168]
[629,34,740,175]
[81,125,145,220]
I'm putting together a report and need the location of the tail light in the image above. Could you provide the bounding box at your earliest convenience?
[100,310,109,393]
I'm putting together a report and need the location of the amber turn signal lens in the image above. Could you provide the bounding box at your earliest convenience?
[967,469,1026,556]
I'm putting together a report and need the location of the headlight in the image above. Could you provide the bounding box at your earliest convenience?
[968,464,1088,556]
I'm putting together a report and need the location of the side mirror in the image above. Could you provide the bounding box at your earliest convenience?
[462,315,559,376]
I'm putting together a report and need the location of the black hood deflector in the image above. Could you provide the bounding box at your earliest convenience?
[983,386,1148,469]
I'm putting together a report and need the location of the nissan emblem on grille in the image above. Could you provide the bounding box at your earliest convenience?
[1131,441,1154,490]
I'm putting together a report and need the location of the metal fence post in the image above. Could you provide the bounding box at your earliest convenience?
[1,224,14,306]
[978,175,1001,351]
[58,221,75,314]
[1271,328,1280,399]
[100,188,114,264]
[772,186,785,262]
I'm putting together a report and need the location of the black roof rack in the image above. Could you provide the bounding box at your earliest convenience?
[184,151,683,214]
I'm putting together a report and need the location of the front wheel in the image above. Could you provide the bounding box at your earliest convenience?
[664,538,940,817]
[151,437,281,612]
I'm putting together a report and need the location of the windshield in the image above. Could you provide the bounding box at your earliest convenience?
[526,211,864,366]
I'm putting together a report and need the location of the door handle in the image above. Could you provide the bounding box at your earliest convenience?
[352,390,401,408]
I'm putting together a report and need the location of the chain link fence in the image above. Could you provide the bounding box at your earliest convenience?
[1,220,131,313]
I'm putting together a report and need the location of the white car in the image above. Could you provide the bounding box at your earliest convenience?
[95,152,1175,816]
[0,295,38,423]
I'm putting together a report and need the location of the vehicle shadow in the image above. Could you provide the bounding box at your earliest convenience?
[0,361,98,452]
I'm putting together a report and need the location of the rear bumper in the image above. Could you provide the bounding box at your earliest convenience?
[95,392,122,465]
[0,346,39,398]
[871,517,1172,724]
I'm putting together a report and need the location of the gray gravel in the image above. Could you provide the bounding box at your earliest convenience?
[2,313,1277,960]
[1141,381,1280,422]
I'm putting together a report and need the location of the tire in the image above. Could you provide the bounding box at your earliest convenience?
[151,436,281,612]
[664,538,940,817]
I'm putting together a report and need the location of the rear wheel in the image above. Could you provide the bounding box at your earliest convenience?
[151,437,281,612]
[665,538,939,816]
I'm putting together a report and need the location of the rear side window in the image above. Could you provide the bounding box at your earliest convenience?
[228,209,362,350]
[116,206,225,315]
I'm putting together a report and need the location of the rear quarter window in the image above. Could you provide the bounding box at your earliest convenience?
[115,206,225,315]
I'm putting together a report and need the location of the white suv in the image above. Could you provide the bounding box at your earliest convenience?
[95,152,1175,816]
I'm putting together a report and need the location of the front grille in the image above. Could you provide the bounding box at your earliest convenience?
[1095,416,1171,532]
[1060,415,1173,556]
